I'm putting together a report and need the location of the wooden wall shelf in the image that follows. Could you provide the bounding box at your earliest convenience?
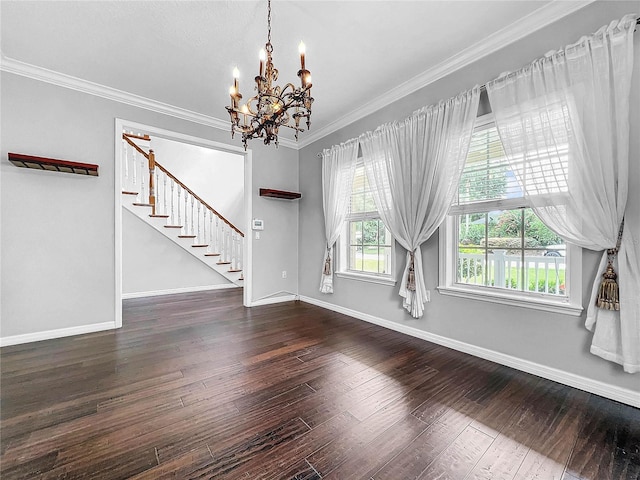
[259,188,301,200]
[8,153,99,176]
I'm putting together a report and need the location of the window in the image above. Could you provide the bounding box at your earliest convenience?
[337,161,395,285]
[439,115,582,315]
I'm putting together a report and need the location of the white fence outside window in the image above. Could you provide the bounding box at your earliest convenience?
[458,250,565,295]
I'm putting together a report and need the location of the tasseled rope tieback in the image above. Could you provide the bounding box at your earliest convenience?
[596,219,624,311]
[407,250,416,292]
[323,246,331,276]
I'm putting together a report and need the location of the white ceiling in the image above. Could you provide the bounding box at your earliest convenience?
[1,1,592,147]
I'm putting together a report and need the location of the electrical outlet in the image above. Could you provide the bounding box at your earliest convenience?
[282,270,287,279]
[255,231,260,240]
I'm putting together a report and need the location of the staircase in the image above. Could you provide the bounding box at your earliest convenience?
[121,132,244,287]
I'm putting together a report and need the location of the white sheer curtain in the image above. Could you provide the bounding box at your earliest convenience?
[359,88,480,318]
[487,14,639,372]
[319,139,358,293]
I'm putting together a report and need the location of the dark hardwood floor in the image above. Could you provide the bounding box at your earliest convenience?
[1,289,639,479]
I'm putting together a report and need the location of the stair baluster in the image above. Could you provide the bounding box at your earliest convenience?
[170,179,176,224]
[131,143,137,190]
[203,204,208,244]
[177,184,182,227]
[232,232,237,270]
[236,232,241,270]
[208,212,214,254]
[202,207,208,246]
[238,233,243,271]
[139,145,146,204]
[224,225,228,260]
[196,201,202,244]
[154,168,160,213]
[221,225,226,262]
[190,196,195,238]
[229,231,234,269]
[122,138,129,191]
[215,217,220,253]
[162,173,168,216]
[183,190,189,235]
[230,228,234,264]
[220,221,225,260]
[229,228,233,264]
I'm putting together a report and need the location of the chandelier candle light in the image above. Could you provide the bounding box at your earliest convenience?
[226,0,313,149]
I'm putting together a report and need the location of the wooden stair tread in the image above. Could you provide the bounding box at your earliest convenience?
[164,225,183,229]
[122,191,138,195]
[178,235,196,238]
[132,202,153,207]
[204,253,221,257]
[216,261,232,265]
[228,269,242,273]
[149,214,169,218]
[192,244,208,248]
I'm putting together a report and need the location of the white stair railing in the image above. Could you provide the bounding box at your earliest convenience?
[121,132,244,278]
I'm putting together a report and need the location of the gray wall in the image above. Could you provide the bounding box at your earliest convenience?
[251,152,300,302]
[1,73,298,339]
[298,1,640,392]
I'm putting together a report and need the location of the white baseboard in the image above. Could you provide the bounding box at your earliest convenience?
[249,294,298,307]
[299,295,640,408]
[122,284,239,299]
[0,321,116,347]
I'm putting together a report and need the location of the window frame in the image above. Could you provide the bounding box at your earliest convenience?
[336,160,396,286]
[438,114,583,316]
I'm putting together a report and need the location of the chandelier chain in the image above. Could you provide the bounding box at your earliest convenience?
[267,0,272,46]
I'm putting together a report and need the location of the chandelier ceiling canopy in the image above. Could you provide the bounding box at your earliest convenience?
[226,0,313,150]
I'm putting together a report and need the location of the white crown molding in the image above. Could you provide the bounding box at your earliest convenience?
[0,52,299,150]
[298,295,640,408]
[296,0,596,149]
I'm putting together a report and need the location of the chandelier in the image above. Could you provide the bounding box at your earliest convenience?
[226,0,313,150]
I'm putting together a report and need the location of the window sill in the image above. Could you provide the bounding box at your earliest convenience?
[336,271,397,287]
[436,284,584,317]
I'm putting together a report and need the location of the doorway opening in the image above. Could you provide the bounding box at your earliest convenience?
[114,119,252,327]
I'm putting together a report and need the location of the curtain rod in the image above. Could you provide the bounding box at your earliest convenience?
[475,17,639,93]
[317,16,640,158]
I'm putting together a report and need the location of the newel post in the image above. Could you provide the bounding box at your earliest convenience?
[148,149,156,215]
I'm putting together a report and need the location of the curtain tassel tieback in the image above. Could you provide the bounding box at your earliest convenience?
[407,251,416,292]
[323,248,331,276]
[596,259,620,311]
[596,219,624,311]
